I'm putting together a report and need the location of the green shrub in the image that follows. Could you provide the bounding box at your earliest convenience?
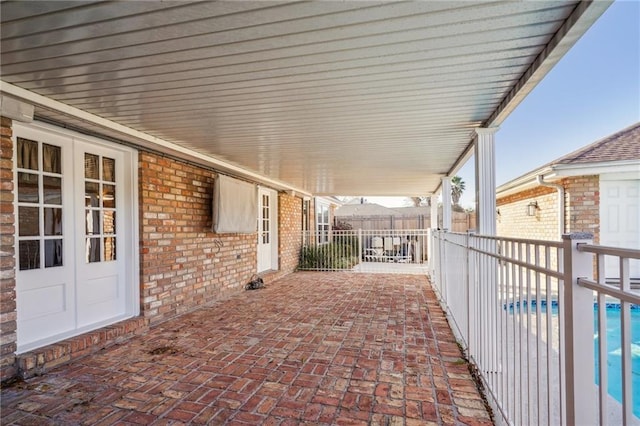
[298,242,359,270]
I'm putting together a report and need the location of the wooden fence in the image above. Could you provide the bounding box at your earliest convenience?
[335,211,475,233]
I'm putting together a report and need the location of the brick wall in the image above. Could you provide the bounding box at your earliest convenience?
[0,116,17,381]
[497,175,600,247]
[139,152,259,324]
[497,186,560,241]
[277,193,302,276]
[565,175,600,243]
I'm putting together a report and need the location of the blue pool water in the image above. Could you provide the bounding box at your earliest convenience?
[506,301,640,417]
[594,305,640,417]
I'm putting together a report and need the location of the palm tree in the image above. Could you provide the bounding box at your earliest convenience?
[451,176,465,206]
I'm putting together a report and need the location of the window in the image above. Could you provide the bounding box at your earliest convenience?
[316,201,329,244]
[17,138,64,270]
[84,153,117,263]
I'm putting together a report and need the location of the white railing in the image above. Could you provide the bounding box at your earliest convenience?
[299,229,429,272]
[430,230,640,426]
[577,243,640,426]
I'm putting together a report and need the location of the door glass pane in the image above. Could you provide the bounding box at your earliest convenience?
[43,144,61,174]
[103,211,116,234]
[43,176,62,204]
[17,172,39,203]
[19,240,40,270]
[103,184,115,208]
[84,153,99,179]
[45,239,63,267]
[44,208,62,236]
[86,209,100,235]
[103,157,115,182]
[17,138,38,170]
[19,206,39,236]
[103,237,116,261]
[85,182,100,207]
[86,238,101,263]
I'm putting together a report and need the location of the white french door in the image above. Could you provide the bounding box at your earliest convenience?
[15,127,75,351]
[74,142,126,327]
[14,122,138,353]
[257,188,278,272]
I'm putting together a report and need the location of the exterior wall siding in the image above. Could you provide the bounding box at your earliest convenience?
[0,116,17,381]
[139,152,259,324]
[565,175,600,243]
[276,193,302,277]
[497,176,600,244]
[497,176,600,276]
[497,186,559,241]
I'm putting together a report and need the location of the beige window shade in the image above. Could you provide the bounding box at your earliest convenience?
[213,175,257,234]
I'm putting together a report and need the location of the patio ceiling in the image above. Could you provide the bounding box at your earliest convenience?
[0,1,610,196]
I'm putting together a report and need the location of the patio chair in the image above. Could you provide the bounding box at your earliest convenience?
[365,236,385,261]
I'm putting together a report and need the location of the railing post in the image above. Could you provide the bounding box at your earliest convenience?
[358,229,363,265]
[562,233,596,426]
[466,232,475,359]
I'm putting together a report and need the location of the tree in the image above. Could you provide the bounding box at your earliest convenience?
[451,176,465,206]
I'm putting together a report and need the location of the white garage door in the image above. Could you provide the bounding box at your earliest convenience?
[600,177,640,280]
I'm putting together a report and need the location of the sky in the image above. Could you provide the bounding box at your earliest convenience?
[368,0,639,209]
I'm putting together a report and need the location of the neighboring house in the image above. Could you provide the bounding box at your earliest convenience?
[2,119,307,378]
[496,122,640,278]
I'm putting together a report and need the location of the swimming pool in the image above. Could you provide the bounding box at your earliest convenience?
[594,304,640,418]
[505,300,640,417]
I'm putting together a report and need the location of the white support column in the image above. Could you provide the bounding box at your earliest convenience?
[428,195,438,275]
[442,177,452,231]
[430,195,438,229]
[474,127,499,235]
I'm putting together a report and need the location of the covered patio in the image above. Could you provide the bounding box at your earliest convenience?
[0,2,622,424]
[0,272,491,425]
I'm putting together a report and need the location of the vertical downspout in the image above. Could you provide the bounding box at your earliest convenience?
[536,175,565,237]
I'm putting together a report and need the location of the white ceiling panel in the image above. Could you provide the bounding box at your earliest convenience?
[0,1,611,196]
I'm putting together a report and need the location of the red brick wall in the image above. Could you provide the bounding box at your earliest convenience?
[277,193,302,275]
[139,152,259,324]
[565,175,600,243]
[0,116,17,381]
[497,186,559,240]
[497,176,600,245]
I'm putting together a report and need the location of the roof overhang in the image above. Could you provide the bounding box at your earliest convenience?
[496,159,640,198]
[0,1,612,197]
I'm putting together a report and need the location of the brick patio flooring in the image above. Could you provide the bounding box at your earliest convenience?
[1,272,492,425]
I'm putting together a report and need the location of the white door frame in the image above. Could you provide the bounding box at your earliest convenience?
[13,121,139,353]
[257,187,278,273]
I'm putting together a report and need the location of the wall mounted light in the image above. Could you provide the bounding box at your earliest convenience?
[526,201,539,216]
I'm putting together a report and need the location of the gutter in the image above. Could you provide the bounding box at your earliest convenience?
[536,175,565,237]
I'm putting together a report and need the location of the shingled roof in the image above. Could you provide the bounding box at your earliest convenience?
[553,121,640,165]
[497,122,640,196]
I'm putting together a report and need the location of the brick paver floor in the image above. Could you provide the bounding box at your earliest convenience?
[1,272,492,425]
